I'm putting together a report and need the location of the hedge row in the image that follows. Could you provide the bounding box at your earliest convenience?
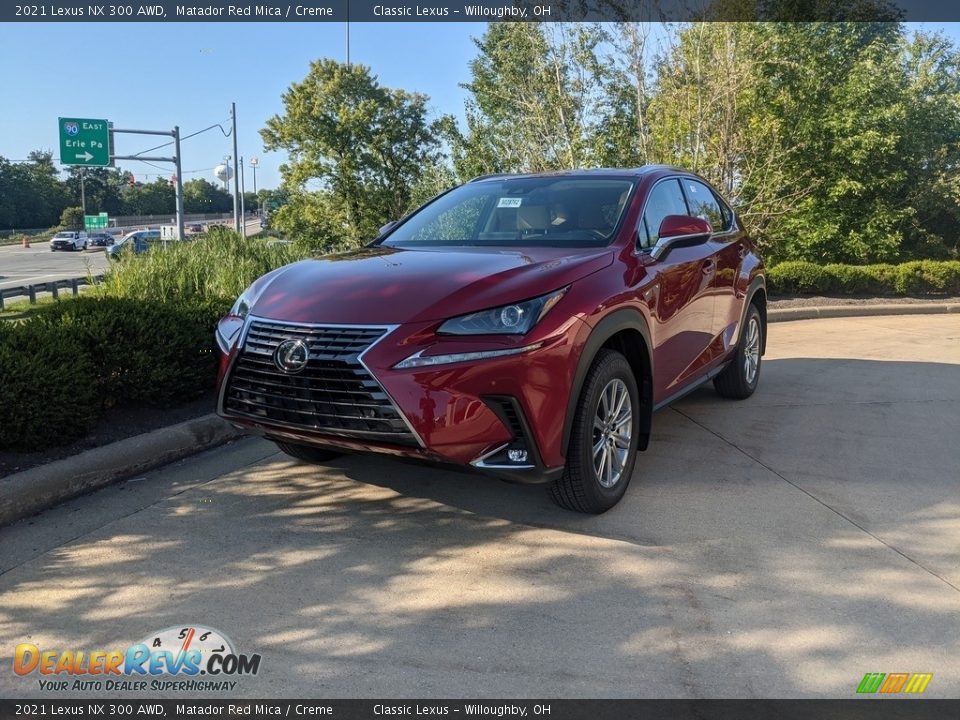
[0,296,226,451]
[767,260,960,296]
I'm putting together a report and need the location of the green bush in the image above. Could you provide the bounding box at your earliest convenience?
[0,319,98,449]
[0,296,225,451]
[766,261,830,295]
[768,260,960,296]
[33,297,224,407]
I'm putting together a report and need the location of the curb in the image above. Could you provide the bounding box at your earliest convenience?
[768,302,960,323]
[0,414,242,528]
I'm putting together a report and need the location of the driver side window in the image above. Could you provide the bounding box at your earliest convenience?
[638,179,688,249]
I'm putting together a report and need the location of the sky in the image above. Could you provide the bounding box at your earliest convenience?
[0,21,957,191]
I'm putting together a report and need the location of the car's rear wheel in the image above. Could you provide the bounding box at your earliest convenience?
[274,441,343,464]
[549,349,639,514]
[714,303,763,399]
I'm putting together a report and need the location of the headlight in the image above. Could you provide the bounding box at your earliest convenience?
[437,287,567,336]
[230,286,257,319]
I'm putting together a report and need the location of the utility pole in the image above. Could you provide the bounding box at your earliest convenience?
[230,102,240,233]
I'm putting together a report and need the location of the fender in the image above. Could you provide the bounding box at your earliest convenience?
[732,274,767,354]
[561,308,654,458]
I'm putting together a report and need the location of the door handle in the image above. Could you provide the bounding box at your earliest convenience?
[701,258,715,274]
[737,243,748,260]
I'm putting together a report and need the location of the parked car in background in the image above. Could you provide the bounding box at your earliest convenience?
[50,231,87,252]
[106,229,161,260]
[188,223,204,234]
[216,166,767,513]
[86,232,114,248]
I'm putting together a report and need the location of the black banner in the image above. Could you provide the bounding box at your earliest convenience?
[2,0,959,23]
[1,700,960,720]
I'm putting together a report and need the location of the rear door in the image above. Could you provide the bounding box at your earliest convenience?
[638,178,718,403]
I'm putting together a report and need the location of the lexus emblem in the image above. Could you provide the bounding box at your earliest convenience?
[274,338,309,373]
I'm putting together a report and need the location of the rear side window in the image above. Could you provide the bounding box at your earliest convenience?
[682,179,725,231]
[640,179,689,246]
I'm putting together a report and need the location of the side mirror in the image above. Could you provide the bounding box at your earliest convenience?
[650,215,712,260]
[378,220,398,237]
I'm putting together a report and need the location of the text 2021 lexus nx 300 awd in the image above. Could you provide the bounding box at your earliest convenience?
[216,167,766,513]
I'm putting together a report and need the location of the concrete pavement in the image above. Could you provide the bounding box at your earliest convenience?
[0,314,957,698]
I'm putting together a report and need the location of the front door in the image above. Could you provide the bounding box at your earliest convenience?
[638,178,718,404]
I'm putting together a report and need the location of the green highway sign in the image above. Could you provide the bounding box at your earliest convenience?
[85,213,109,231]
[58,117,110,166]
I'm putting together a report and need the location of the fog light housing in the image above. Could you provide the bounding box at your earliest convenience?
[507,449,528,463]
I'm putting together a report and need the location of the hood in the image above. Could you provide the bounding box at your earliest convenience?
[251,245,614,325]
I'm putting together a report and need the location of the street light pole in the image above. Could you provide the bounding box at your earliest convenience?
[249,157,259,216]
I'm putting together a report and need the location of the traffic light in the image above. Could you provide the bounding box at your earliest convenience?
[170,175,177,187]
[128,175,135,187]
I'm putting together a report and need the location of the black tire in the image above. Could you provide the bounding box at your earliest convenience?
[549,349,640,514]
[714,303,763,400]
[274,441,343,464]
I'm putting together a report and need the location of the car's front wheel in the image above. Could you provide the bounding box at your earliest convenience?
[714,303,763,399]
[274,441,343,465]
[549,349,640,514]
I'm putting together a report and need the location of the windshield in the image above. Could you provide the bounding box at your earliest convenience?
[54,232,73,238]
[382,177,635,249]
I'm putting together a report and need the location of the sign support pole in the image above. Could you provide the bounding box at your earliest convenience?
[174,126,185,242]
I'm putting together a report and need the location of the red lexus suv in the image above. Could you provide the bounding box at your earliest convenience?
[216,167,766,513]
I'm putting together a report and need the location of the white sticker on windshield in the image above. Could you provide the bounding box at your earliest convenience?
[497,197,522,208]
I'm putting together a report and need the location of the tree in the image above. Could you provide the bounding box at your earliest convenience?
[0,151,70,229]
[65,167,126,216]
[59,206,84,231]
[261,60,444,246]
[453,22,606,176]
[121,178,175,217]
[183,178,233,214]
[645,23,811,259]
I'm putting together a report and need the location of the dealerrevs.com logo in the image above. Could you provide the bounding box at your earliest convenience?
[13,625,261,692]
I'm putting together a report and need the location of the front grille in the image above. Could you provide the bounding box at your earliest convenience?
[223,320,418,446]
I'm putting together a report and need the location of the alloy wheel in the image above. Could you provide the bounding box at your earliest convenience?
[744,317,760,385]
[592,378,633,488]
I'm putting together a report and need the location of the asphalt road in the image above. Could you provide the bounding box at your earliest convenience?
[0,315,957,699]
[0,220,262,292]
[0,243,109,291]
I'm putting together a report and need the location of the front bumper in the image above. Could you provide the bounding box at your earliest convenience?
[216,315,587,483]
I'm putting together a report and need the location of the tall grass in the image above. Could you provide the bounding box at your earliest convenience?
[95,227,310,304]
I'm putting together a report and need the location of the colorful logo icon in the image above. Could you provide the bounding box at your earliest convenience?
[857,672,933,694]
[13,625,261,691]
